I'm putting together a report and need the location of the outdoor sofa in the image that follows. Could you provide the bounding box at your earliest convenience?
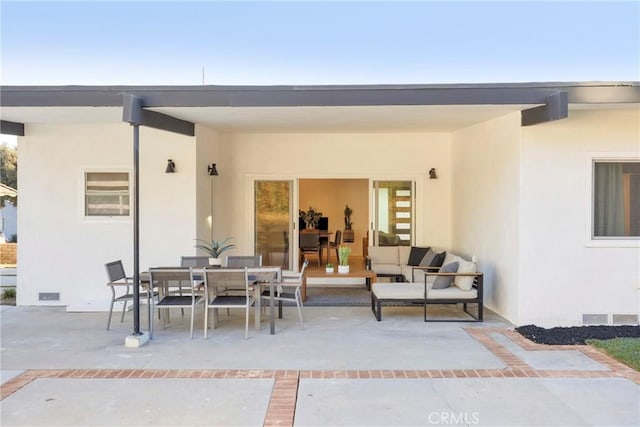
[371,271,483,322]
[366,245,449,283]
[368,246,483,322]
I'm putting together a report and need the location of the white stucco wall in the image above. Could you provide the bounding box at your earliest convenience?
[452,112,522,323]
[519,108,640,327]
[211,131,453,254]
[17,123,197,309]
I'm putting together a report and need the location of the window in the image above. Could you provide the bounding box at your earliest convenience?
[593,161,640,238]
[84,172,130,216]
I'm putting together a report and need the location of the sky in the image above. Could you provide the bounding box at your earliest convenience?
[0,0,638,86]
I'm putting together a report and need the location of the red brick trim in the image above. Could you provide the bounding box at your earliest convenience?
[2,328,638,425]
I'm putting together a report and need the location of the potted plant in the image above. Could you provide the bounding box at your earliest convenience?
[299,206,323,230]
[194,237,236,266]
[325,263,334,273]
[343,205,355,243]
[338,246,351,273]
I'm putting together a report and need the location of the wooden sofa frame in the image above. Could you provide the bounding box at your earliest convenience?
[371,272,483,322]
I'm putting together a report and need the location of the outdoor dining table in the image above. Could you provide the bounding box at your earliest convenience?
[141,266,282,335]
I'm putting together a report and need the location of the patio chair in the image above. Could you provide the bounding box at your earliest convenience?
[225,255,262,268]
[262,259,307,326]
[203,268,255,339]
[299,230,321,266]
[105,260,156,331]
[180,256,210,268]
[148,268,203,339]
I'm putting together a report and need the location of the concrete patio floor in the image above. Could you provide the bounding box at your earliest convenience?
[1,304,639,426]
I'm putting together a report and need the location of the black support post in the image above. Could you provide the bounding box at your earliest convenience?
[132,124,142,336]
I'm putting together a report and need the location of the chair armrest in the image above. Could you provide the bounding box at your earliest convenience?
[107,280,133,286]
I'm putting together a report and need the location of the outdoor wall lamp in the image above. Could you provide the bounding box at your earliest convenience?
[207,163,219,176]
[429,168,438,179]
[165,159,176,173]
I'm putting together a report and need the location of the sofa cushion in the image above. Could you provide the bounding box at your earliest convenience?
[371,263,402,275]
[368,246,399,264]
[454,259,477,291]
[419,248,437,267]
[373,283,424,300]
[398,246,412,265]
[432,261,459,289]
[443,252,465,267]
[426,285,478,300]
[429,251,446,268]
[407,246,430,266]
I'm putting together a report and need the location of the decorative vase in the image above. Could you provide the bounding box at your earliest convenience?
[209,257,222,266]
[326,267,334,273]
[338,265,350,274]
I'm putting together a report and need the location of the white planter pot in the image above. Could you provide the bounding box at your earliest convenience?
[208,257,222,266]
[325,267,334,273]
[338,265,350,274]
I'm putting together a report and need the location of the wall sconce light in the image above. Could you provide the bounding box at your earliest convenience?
[207,163,219,176]
[165,159,176,173]
[429,168,438,179]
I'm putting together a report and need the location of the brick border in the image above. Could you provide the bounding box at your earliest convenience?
[2,328,638,426]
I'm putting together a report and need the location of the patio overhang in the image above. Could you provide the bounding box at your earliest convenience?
[1,81,638,136]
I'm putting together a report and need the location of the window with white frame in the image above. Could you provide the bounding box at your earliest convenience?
[84,172,130,217]
[593,161,640,238]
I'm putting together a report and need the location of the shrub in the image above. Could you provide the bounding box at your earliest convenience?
[2,287,16,298]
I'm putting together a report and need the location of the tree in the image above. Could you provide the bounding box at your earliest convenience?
[0,143,17,207]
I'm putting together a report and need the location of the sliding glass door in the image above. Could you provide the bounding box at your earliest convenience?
[372,180,414,246]
[254,180,293,269]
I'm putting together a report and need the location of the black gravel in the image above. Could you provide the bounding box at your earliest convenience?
[516,324,640,345]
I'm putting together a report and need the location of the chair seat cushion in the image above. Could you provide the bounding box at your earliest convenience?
[157,295,201,306]
[373,283,424,300]
[209,295,251,306]
[426,286,478,300]
[373,282,478,301]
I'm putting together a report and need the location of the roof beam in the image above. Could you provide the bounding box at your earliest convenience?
[0,120,25,136]
[521,91,568,126]
[122,93,194,136]
[2,82,637,109]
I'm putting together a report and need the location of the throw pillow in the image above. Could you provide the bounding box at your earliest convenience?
[419,248,437,267]
[429,251,446,268]
[432,261,459,289]
[454,259,477,291]
[407,246,430,266]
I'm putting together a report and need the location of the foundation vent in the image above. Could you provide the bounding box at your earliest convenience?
[582,314,608,325]
[39,292,60,301]
[612,314,639,325]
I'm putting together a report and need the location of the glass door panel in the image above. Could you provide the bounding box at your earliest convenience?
[372,180,414,246]
[254,180,292,269]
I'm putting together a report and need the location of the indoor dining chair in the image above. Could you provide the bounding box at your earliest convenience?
[320,230,342,265]
[105,260,155,331]
[299,230,321,266]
